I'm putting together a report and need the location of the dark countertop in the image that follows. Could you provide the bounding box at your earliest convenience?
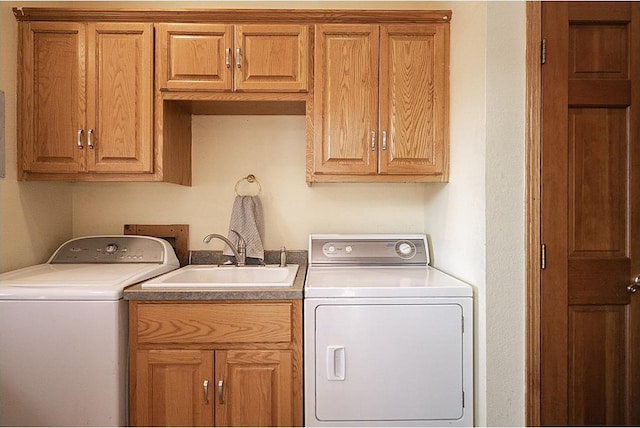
[124,250,307,301]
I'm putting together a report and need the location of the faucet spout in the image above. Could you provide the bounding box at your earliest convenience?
[203,231,246,266]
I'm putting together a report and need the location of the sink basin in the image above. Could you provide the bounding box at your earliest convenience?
[141,264,299,288]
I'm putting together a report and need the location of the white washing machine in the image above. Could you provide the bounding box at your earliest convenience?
[304,234,473,427]
[0,235,179,427]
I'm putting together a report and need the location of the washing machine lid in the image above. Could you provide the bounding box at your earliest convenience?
[304,265,473,298]
[0,235,180,300]
[0,263,177,300]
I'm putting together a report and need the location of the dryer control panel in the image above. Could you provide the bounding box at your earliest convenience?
[50,236,168,264]
[309,234,429,266]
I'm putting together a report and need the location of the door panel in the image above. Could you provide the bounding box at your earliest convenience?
[216,350,293,427]
[22,22,85,173]
[568,305,627,425]
[313,24,378,175]
[135,350,214,427]
[235,25,309,92]
[379,24,448,176]
[87,23,153,173]
[313,304,464,422]
[541,2,640,425]
[156,23,232,91]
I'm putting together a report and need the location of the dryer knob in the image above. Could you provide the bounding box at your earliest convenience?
[395,241,416,259]
[398,243,412,255]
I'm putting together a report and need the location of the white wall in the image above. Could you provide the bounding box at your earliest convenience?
[423,1,489,424]
[73,115,427,249]
[0,2,73,272]
[485,1,525,426]
[0,1,527,426]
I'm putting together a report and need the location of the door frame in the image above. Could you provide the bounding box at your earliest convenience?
[525,1,542,426]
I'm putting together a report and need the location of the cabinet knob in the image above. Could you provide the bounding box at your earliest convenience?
[236,48,242,68]
[203,380,209,404]
[225,48,231,69]
[370,131,376,151]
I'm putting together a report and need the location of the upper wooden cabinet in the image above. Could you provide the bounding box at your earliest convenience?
[156,23,309,92]
[309,22,450,183]
[14,8,450,186]
[18,22,155,179]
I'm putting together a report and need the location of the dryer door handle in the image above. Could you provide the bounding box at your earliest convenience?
[326,346,345,381]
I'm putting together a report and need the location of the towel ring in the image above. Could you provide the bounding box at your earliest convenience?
[235,174,262,196]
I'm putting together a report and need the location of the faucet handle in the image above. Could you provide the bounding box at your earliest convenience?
[229,229,246,249]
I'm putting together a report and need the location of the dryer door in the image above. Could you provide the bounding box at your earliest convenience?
[313,302,464,423]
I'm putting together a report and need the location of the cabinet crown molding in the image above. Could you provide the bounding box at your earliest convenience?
[13,7,452,24]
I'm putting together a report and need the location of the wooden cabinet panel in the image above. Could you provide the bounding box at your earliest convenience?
[157,23,232,91]
[157,23,309,93]
[18,21,157,180]
[136,303,292,345]
[379,24,449,176]
[134,350,214,427]
[20,22,86,173]
[309,22,450,183]
[88,23,153,173]
[313,24,378,175]
[216,350,293,427]
[235,25,308,92]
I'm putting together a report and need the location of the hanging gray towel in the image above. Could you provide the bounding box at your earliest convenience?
[222,195,265,260]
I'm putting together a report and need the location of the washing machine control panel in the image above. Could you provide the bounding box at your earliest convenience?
[50,236,167,264]
[311,235,429,266]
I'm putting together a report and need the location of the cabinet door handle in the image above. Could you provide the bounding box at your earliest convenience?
[236,48,242,68]
[87,129,94,149]
[371,131,376,151]
[381,131,387,150]
[225,48,231,68]
[77,129,84,149]
[218,379,224,404]
[203,380,209,404]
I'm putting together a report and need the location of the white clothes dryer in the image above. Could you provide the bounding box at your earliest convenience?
[304,234,473,427]
[0,236,179,427]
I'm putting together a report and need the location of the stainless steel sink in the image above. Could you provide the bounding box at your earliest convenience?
[141,264,299,288]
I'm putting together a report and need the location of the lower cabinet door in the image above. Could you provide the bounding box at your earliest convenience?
[215,350,293,427]
[134,350,214,427]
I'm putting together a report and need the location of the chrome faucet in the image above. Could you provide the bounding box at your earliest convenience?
[203,230,246,266]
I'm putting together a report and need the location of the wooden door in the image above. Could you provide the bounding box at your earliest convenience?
[156,23,232,91]
[86,23,153,173]
[312,24,379,175]
[215,350,293,427]
[379,24,449,179]
[19,22,86,174]
[541,2,640,425]
[133,350,214,427]
[234,25,309,92]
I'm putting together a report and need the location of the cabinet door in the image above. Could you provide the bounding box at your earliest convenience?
[86,23,153,173]
[216,350,293,427]
[234,25,309,92]
[20,22,86,173]
[312,24,379,175]
[133,350,214,427]
[156,23,233,91]
[379,24,449,177]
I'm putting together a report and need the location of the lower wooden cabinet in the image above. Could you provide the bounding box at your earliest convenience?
[129,300,302,427]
